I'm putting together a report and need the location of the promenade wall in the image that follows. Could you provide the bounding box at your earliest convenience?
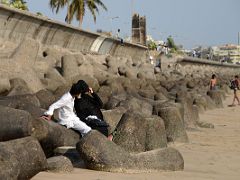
[161,56,240,76]
[1,5,240,75]
[0,5,147,60]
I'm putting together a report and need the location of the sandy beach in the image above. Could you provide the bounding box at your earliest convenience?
[33,94,240,180]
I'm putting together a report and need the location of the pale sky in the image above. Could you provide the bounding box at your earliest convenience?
[26,0,240,49]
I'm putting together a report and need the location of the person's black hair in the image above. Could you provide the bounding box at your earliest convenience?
[77,80,89,94]
[70,83,82,95]
[235,75,239,78]
[212,74,216,79]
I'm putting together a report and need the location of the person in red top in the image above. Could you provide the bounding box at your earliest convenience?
[209,74,217,90]
[231,75,240,106]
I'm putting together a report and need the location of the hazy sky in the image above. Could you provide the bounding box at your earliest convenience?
[26,0,240,49]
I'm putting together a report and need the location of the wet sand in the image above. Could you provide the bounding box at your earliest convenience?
[33,95,240,180]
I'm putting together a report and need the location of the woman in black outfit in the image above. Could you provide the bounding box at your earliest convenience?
[74,80,112,140]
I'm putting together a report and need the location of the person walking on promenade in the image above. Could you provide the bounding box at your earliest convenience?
[116,29,124,45]
[209,74,217,90]
[230,75,240,106]
[41,83,91,137]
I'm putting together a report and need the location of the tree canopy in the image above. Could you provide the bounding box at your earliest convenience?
[167,36,178,51]
[49,0,107,27]
[1,0,28,10]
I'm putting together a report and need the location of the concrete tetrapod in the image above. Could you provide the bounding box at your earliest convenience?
[0,137,47,180]
[118,97,153,117]
[8,78,33,96]
[47,156,74,173]
[155,103,188,143]
[32,118,81,157]
[0,105,33,142]
[0,94,43,118]
[102,107,127,135]
[76,130,184,172]
[113,113,167,153]
[0,94,40,107]
[35,89,56,109]
[207,90,224,108]
[176,91,198,128]
[61,55,79,81]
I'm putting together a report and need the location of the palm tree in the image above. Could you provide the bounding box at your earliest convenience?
[1,0,10,6]
[11,0,28,10]
[68,0,107,27]
[1,0,28,10]
[49,0,71,24]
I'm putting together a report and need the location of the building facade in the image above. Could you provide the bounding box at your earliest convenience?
[132,14,146,46]
[211,44,240,64]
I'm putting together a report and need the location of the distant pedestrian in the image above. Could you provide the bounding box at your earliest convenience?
[206,54,210,59]
[157,44,161,52]
[116,29,120,39]
[209,74,217,90]
[116,29,124,45]
[149,55,154,65]
[230,75,240,106]
[192,50,196,57]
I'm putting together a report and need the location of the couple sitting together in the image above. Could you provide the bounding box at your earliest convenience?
[41,80,112,141]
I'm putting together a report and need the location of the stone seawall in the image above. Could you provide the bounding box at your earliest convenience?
[0,4,147,60]
[161,56,240,76]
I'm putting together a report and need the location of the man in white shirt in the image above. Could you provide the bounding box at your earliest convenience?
[116,29,124,45]
[149,55,154,65]
[41,83,91,137]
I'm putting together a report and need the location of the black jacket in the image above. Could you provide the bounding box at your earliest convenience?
[74,92,104,121]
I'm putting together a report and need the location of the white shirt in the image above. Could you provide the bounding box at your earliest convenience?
[116,32,120,39]
[44,92,78,128]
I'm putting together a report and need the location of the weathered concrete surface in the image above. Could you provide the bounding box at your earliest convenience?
[32,118,81,157]
[0,4,147,60]
[179,57,240,68]
[0,105,33,142]
[8,78,33,96]
[0,38,44,92]
[0,137,47,180]
[154,102,188,143]
[161,56,240,76]
[102,107,126,134]
[0,93,43,118]
[47,156,73,173]
[113,113,167,153]
[207,90,224,108]
[53,146,84,168]
[176,91,198,128]
[76,130,184,172]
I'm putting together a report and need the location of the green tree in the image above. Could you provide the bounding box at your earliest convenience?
[167,36,178,51]
[147,41,157,50]
[10,0,28,10]
[68,0,107,27]
[1,0,10,6]
[36,12,43,16]
[49,0,71,23]
[1,0,28,10]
